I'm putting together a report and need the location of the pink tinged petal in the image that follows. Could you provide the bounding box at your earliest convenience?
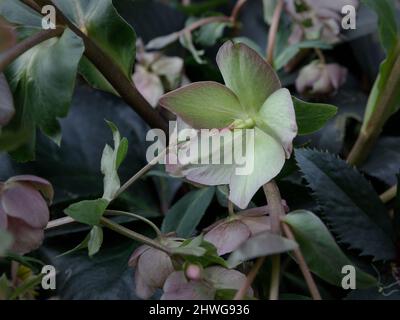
[229,128,285,209]
[133,65,164,107]
[295,61,322,94]
[0,73,14,127]
[128,245,151,268]
[7,217,44,255]
[288,25,304,45]
[152,56,184,88]
[312,68,332,94]
[2,184,49,228]
[137,248,174,288]
[326,64,347,90]
[256,88,298,158]
[216,41,281,114]
[162,271,215,300]
[135,263,157,299]
[159,81,246,129]
[0,204,8,229]
[242,216,271,236]
[204,220,251,255]
[205,266,254,296]
[7,175,54,203]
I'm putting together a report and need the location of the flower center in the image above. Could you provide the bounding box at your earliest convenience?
[230,118,256,129]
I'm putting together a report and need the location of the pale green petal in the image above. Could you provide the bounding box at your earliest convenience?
[229,128,285,209]
[159,81,246,129]
[216,41,281,114]
[256,88,297,158]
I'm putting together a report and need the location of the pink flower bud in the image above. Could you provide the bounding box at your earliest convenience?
[0,175,53,254]
[185,264,202,281]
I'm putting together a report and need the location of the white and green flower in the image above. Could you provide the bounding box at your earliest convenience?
[160,41,297,209]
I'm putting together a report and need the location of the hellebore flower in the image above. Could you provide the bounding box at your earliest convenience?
[160,41,297,209]
[161,266,253,300]
[0,175,53,254]
[204,203,289,255]
[129,237,182,299]
[133,40,188,107]
[285,0,359,45]
[295,60,347,97]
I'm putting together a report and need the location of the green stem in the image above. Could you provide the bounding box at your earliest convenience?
[105,210,162,238]
[100,217,170,254]
[269,255,280,300]
[115,147,168,198]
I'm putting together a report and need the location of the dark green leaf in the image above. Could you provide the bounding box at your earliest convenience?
[227,232,298,268]
[295,148,396,261]
[64,198,109,226]
[88,226,104,256]
[162,187,215,237]
[1,28,84,160]
[53,0,136,93]
[284,210,377,288]
[293,97,338,135]
[362,0,399,54]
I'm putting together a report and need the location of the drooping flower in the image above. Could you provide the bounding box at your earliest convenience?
[133,40,188,107]
[129,237,182,299]
[204,203,289,255]
[0,175,53,254]
[160,41,297,209]
[285,0,359,45]
[161,266,253,300]
[296,60,347,97]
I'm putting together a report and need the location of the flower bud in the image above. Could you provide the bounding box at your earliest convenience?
[295,61,347,97]
[0,175,53,254]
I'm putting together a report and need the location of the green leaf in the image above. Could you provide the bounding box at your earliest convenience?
[53,0,137,93]
[179,30,205,64]
[88,226,104,256]
[64,198,109,226]
[227,232,298,268]
[362,0,399,54]
[0,229,12,256]
[194,19,230,47]
[275,40,332,70]
[284,210,377,288]
[101,121,128,201]
[0,0,42,28]
[293,97,337,135]
[162,187,215,237]
[263,0,277,25]
[1,28,84,160]
[295,149,396,261]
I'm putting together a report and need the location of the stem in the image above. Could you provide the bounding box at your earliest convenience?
[105,210,162,238]
[115,147,168,198]
[230,0,248,24]
[100,217,170,254]
[0,28,63,72]
[266,0,284,65]
[282,222,322,300]
[45,216,75,230]
[228,200,235,217]
[380,185,398,204]
[233,257,265,300]
[269,255,280,300]
[31,0,168,132]
[347,46,400,166]
[315,48,326,64]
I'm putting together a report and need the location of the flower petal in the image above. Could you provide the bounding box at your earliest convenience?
[2,183,49,228]
[128,245,151,268]
[256,88,297,157]
[133,65,164,107]
[216,41,281,114]
[229,128,285,209]
[204,220,251,255]
[0,203,8,229]
[160,81,246,129]
[135,265,157,299]
[162,271,215,300]
[205,266,253,296]
[7,175,54,203]
[7,217,44,254]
